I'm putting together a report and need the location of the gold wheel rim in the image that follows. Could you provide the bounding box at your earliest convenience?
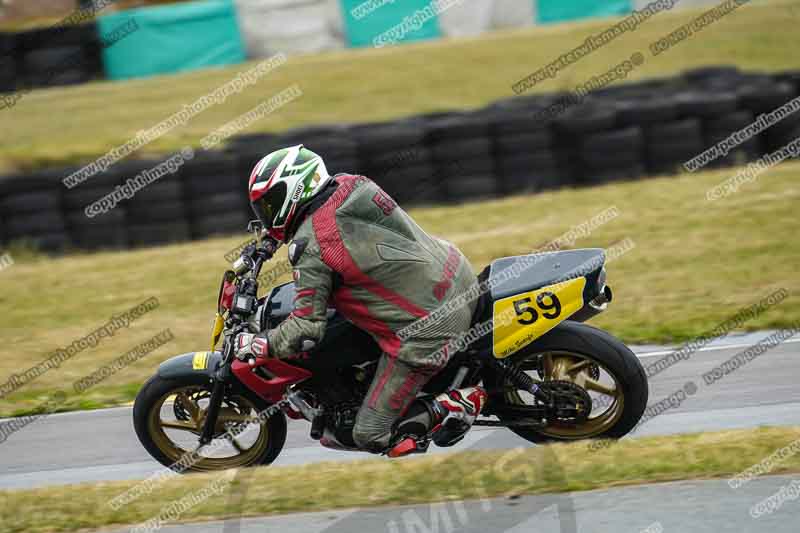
[147,385,270,471]
[505,351,625,439]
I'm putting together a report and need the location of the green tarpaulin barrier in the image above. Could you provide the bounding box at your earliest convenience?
[339,0,442,48]
[536,0,633,24]
[98,0,245,80]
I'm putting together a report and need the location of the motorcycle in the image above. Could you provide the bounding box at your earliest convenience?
[134,221,648,472]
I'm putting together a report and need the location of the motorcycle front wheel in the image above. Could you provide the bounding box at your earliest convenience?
[133,374,287,472]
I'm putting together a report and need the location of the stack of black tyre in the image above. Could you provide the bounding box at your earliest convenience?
[567,78,681,180]
[773,71,800,154]
[737,78,800,157]
[485,95,563,194]
[183,152,247,240]
[426,113,497,202]
[13,23,102,91]
[354,120,433,204]
[0,169,70,250]
[678,68,761,169]
[0,34,16,94]
[63,164,128,249]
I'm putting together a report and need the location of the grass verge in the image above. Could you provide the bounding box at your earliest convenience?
[1,160,798,416]
[2,426,799,533]
[1,0,798,170]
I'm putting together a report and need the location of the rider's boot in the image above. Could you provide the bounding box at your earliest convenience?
[387,386,488,458]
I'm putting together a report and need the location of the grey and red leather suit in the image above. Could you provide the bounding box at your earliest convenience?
[263,174,476,451]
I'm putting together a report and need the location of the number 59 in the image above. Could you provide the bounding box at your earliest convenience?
[512,291,562,325]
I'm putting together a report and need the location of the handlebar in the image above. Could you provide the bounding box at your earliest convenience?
[232,236,280,278]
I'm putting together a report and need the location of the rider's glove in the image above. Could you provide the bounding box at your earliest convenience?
[233,333,269,360]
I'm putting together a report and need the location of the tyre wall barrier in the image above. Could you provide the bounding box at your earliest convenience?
[0,23,103,96]
[1,66,798,253]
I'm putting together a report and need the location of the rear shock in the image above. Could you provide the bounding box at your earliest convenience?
[489,358,551,404]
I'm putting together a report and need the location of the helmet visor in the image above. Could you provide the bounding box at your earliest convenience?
[251,181,287,230]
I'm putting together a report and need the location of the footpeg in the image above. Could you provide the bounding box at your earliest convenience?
[310,414,325,440]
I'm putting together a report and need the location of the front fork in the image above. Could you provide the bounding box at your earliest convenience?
[199,337,238,446]
[199,365,230,445]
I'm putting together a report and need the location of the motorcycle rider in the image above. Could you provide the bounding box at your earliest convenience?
[234,145,488,457]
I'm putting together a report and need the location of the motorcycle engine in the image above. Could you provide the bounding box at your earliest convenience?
[300,361,377,447]
[327,402,361,447]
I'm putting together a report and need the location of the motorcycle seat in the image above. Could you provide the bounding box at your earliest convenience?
[486,249,605,301]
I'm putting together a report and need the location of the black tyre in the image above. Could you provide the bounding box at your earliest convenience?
[191,212,249,238]
[775,71,800,94]
[66,207,126,228]
[428,116,490,142]
[5,231,71,251]
[184,153,239,195]
[368,147,432,172]
[494,131,552,154]
[0,55,16,93]
[675,91,738,118]
[71,226,129,250]
[378,163,435,185]
[489,321,648,443]
[554,104,617,134]
[128,221,191,246]
[355,124,426,153]
[496,152,564,192]
[644,119,704,174]
[0,190,61,215]
[22,46,90,87]
[5,212,66,237]
[489,111,552,136]
[580,126,644,158]
[188,191,247,218]
[683,65,740,85]
[586,164,646,183]
[133,374,287,471]
[131,180,184,204]
[64,186,112,210]
[704,110,761,166]
[614,99,678,126]
[437,154,492,176]
[737,82,795,114]
[128,201,187,224]
[444,174,497,200]
[432,137,492,162]
[498,167,563,193]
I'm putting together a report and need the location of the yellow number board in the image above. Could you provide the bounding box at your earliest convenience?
[192,351,209,370]
[492,277,587,358]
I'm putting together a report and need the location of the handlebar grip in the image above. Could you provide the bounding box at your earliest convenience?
[262,237,279,259]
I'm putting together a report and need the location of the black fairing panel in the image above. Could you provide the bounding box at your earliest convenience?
[264,281,382,371]
[488,249,605,302]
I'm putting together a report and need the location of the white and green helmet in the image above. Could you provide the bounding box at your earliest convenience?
[248,145,331,242]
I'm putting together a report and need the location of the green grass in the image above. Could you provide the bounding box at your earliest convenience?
[2,426,799,533]
[0,160,797,416]
[1,0,799,171]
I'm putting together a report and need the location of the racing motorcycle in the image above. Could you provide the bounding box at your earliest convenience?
[134,221,648,472]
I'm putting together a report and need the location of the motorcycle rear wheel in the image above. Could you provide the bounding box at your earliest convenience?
[133,374,287,472]
[489,321,648,443]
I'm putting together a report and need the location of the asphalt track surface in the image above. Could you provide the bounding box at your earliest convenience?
[2,331,799,492]
[99,475,800,533]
